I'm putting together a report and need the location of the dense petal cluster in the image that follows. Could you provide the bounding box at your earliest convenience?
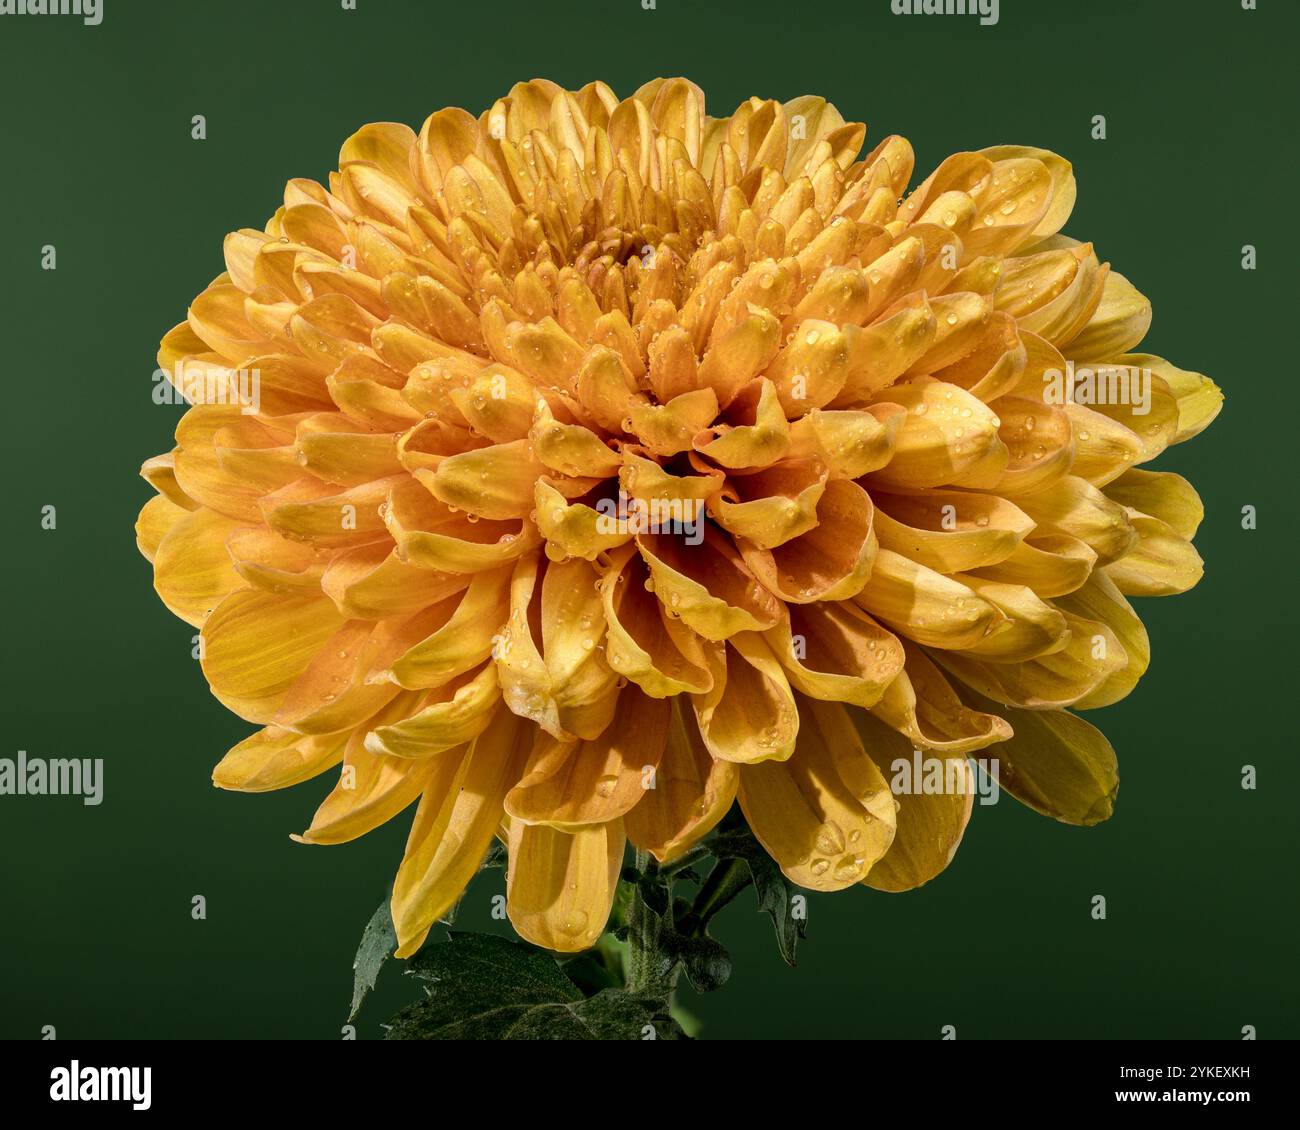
[137,79,1221,955]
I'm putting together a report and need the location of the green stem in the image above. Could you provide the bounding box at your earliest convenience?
[655,844,711,879]
[622,849,686,1000]
[680,858,751,934]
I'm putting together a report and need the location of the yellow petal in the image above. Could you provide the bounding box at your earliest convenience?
[853,709,974,892]
[693,378,790,469]
[295,694,437,846]
[980,145,1076,245]
[865,379,1006,490]
[709,458,827,549]
[386,565,512,689]
[530,399,623,478]
[385,478,539,573]
[321,542,470,620]
[834,295,936,406]
[690,635,798,764]
[539,555,620,739]
[738,478,878,603]
[172,405,266,522]
[785,404,902,480]
[625,698,737,863]
[135,493,191,563]
[637,525,781,641]
[507,819,625,952]
[986,395,1074,495]
[853,549,1004,650]
[1054,573,1149,708]
[1102,513,1204,597]
[1118,353,1222,444]
[738,696,896,891]
[871,642,1012,754]
[201,591,346,723]
[965,156,1052,257]
[697,308,782,407]
[601,546,715,697]
[954,577,1070,662]
[764,320,850,416]
[452,364,537,443]
[391,706,535,956]
[872,490,1033,574]
[212,726,348,793]
[1014,475,1137,564]
[140,453,198,511]
[151,507,246,627]
[533,479,631,561]
[765,601,904,708]
[261,475,402,548]
[1103,468,1203,540]
[364,666,501,758]
[226,525,329,596]
[1065,271,1151,360]
[427,439,550,520]
[630,388,720,457]
[953,685,1118,826]
[273,616,418,734]
[935,611,1126,710]
[966,532,1096,598]
[505,688,669,827]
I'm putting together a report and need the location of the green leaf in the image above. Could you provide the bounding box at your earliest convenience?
[664,930,732,994]
[349,845,505,1022]
[349,897,397,1022]
[706,828,807,966]
[386,933,685,1040]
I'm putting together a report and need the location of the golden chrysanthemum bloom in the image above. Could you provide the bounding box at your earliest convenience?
[137,78,1221,957]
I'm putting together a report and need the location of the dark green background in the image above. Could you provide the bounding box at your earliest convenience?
[1,0,1294,1040]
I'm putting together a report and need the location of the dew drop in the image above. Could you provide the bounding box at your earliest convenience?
[814,821,846,855]
[558,909,589,936]
[833,856,865,882]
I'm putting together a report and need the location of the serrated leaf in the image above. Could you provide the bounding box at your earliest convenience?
[350,844,504,1022]
[707,828,807,966]
[349,898,397,1022]
[387,932,684,1040]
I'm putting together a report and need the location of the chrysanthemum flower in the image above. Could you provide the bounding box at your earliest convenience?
[137,78,1221,957]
